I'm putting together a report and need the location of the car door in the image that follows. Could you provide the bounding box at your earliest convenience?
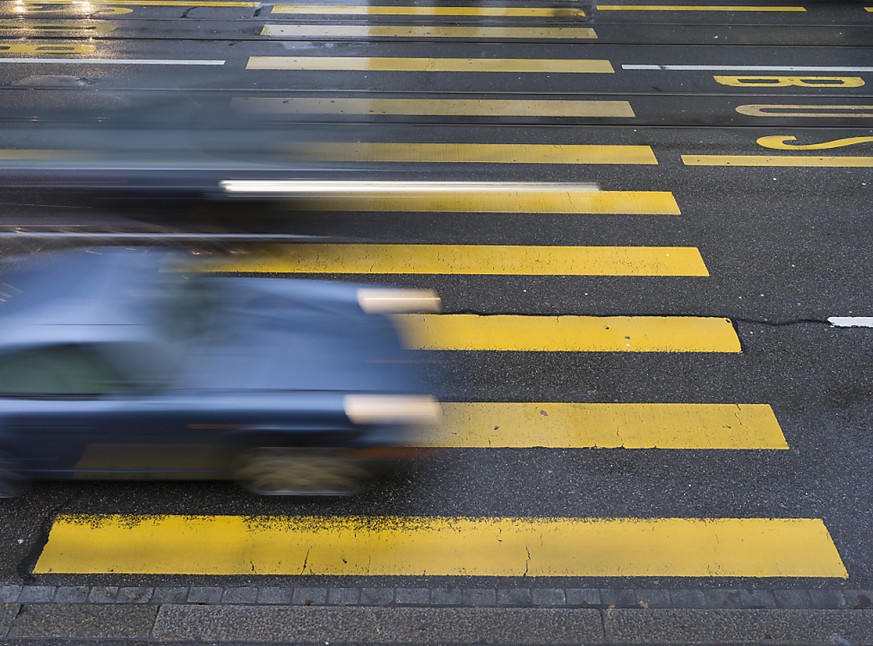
[0,342,229,478]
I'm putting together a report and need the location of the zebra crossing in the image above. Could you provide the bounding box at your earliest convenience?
[27,0,851,581]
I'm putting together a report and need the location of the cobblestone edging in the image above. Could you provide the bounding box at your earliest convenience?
[0,584,867,610]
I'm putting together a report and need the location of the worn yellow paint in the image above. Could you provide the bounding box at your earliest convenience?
[285,142,657,165]
[714,75,864,88]
[0,21,115,31]
[0,41,94,53]
[426,403,787,449]
[204,245,707,277]
[260,24,599,39]
[272,4,583,16]
[246,56,614,74]
[756,135,873,150]
[34,515,847,577]
[682,154,873,167]
[233,97,636,118]
[736,104,873,118]
[394,315,740,352]
[597,4,806,10]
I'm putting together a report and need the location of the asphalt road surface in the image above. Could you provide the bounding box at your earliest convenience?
[0,0,872,643]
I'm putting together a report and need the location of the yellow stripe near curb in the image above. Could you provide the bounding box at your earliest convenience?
[205,245,707,276]
[260,25,599,39]
[286,142,657,165]
[683,154,873,167]
[34,515,847,577]
[272,4,583,16]
[395,315,740,352]
[428,403,787,449]
[246,56,614,74]
[597,4,805,10]
[233,97,635,118]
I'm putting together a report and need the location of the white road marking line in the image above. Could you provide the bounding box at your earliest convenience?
[828,317,873,328]
[623,65,873,72]
[0,58,225,65]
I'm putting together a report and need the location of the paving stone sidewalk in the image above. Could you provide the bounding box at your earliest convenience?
[0,583,866,610]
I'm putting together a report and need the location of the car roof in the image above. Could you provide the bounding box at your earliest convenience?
[0,248,166,350]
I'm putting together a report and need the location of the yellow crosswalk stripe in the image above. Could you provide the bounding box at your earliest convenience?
[312,189,675,213]
[285,142,657,164]
[260,24,599,39]
[272,4,583,16]
[597,4,806,10]
[233,97,635,118]
[395,315,740,352]
[34,515,847,577]
[205,245,706,276]
[0,21,115,32]
[427,403,787,449]
[19,0,259,5]
[0,42,94,53]
[247,56,614,74]
[234,190,676,214]
[683,154,873,167]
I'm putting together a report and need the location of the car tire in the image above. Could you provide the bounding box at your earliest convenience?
[233,448,370,496]
[0,451,27,499]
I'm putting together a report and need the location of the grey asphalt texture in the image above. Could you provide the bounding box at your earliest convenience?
[0,0,872,643]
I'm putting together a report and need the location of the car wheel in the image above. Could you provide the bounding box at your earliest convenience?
[0,451,27,499]
[234,448,369,496]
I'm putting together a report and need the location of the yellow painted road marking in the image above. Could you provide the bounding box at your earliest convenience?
[683,154,873,167]
[0,149,87,160]
[0,21,115,31]
[597,4,806,10]
[272,4,583,16]
[247,57,614,74]
[428,403,787,449]
[233,97,635,118]
[206,245,707,277]
[0,42,94,53]
[34,515,847,577]
[21,0,259,4]
[395,315,739,352]
[285,142,657,165]
[260,25,599,39]
[284,190,678,214]
[756,135,873,150]
[736,104,873,118]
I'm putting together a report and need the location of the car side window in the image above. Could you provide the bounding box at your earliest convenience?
[0,345,123,397]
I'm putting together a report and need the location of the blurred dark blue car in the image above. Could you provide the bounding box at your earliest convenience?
[0,248,440,497]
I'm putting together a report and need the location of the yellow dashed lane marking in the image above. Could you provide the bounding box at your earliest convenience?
[427,403,787,449]
[260,25,598,39]
[247,57,614,74]
[247,190,676,214]
[394,315,740,352]
[233,97,635,118]
[206,245,706,276]
[597,4,806,10]
[34,515,847,577]
[285,142,657,165]
[683,154,873,167]
[272,4,583,16]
